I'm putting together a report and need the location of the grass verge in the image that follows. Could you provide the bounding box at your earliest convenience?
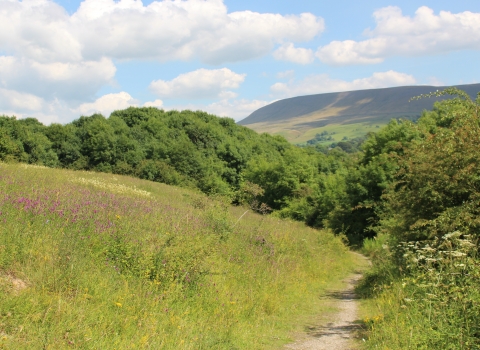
[358,233,480,349]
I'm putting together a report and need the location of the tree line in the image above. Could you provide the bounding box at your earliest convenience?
[1,88,479,245]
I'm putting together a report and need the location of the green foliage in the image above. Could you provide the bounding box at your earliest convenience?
[1,108,323,204]
[380,88,480,241]
[360,88,480,349]
[361,233,480,349]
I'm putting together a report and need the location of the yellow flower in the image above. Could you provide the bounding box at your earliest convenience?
[115,302,122,308]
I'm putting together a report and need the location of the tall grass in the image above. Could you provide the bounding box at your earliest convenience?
[359,233,480,349]
[0,163,356,349]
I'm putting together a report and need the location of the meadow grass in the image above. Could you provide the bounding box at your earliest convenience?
[358,233,480,349]
[0,162,357,349]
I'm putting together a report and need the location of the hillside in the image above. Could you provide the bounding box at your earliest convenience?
[0,162,358,349]
[239,84,480,143]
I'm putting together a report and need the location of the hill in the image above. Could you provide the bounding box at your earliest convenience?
[239,84,480,143]
[0,162,358,349]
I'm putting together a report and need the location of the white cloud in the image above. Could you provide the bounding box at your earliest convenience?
[0,90,70,124]
[203,98,270,120]
[273,43,314,64]
[316,40,384,65]
[0,56,116,103]
[0,0,324,123]
[1,5,265,125]
[317,6,480,65]
[270,70,416,98]
[149,68,246,99]
[75,92,139,116]
[1,0,324,64]
[0,0,82,63]
[0,90,166,125]
[143,99,164,108]
[0,88,45,112]
[166,98,270,121]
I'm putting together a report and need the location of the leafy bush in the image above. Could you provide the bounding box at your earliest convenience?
[362,233,480,349]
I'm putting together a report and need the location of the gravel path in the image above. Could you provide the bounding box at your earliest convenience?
[284,271,365,350]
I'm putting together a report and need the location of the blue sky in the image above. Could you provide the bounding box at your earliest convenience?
[1,0,479,124]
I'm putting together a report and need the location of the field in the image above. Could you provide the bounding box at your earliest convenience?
[244,109,392,145]
[0,163,358,349]
[286,122,388,145]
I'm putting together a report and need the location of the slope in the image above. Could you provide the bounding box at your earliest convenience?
[0,162,358,349]
[239,84,480,143]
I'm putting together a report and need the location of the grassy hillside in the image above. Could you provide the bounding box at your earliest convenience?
[0,163,358,349]
[239,84,480,144]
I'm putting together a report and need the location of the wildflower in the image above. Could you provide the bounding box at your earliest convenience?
[450,251,466,257]
[459,240,475,248]
[443,231,462,239]
[115,302,122,308]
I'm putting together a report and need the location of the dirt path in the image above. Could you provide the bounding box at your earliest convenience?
[284,258,368,350]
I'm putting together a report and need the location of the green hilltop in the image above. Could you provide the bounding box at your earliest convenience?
[239,83,480,144]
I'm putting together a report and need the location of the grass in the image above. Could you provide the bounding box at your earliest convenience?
[247,117,390,145]
[290,121,389,145]
[0,162,358,349]
[358,233,480,349]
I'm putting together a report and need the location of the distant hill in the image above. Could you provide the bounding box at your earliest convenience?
[239,84,480,143]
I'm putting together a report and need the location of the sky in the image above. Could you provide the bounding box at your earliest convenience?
[1,0,479,124]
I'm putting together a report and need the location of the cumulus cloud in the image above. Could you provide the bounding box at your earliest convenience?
[0,0,82,63]
[0,88,45,112]
[166,98,270,121]
[0,0,324,123]
[202,98,270,120]
[273,43,314,64]
[143,99,164,108]
[0,56,116,103]
[0,90,165,125]
[0,89,71,124]
[317,6,480,65]
[149,68,246,99]
[75,92,140,116]
[0,0,324,64]
[270,70,416,98]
